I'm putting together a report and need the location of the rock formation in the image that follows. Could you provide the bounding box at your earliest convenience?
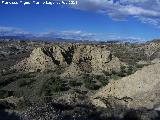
[12,44,125,77]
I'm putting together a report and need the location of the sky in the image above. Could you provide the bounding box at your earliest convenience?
[0,0,160,42]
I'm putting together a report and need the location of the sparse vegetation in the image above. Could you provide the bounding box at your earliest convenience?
[95,75,109,86]
[17,72,36,79]
[111,70,117,75]
[136,64,145,68]
[105,65,136,80]
[83,74,101,90]
[127,65,134,75]
[0,75,18,87]
[102,70,111,76]
[85,82,101,90]
[69,80,82,87]
[0,90,14,99]
[117,71,126,77]
[17,78,36,87]
[40,77,70,96]
[111,74,121,80]
[49,78,68,93]
[1,40,160,120]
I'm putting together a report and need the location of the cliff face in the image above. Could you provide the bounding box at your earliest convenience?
[12,44,125,77]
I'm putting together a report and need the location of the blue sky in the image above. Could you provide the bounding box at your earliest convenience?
[0,0,160,41]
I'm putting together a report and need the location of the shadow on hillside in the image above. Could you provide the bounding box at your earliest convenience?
[0,104,20,120]
[20,99,160,120]
[1,97,160,120]
[0,109,20,120]
[123,110,160,120]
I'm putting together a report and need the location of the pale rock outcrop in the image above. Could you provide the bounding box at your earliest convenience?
[12,44,125,77]
[91,63,160,109]
[151,58,160,64]
[136,60,149,65]
[61,63,82,78]
[12,46,68,72]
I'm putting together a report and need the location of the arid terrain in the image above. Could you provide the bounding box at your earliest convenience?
[0,39,160,120]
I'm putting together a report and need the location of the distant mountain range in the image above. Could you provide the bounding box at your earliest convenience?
[0,35,124,44]
[0,34,154,44]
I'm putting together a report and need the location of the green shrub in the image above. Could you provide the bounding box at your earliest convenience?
[99,77,109,86]
[0,72,35,87]
[17,73,35,79]
[41,77,70,96]
[111,74,120,80]
[102,71,111,76]
[85,83,101,90]
[50,79,67,92]
[120,66,126,73]
[1,69,16,76]
[112,66,127,77]
[0,75,18,87]
[0,90,9,99]
[83,76,92,85]
[69,80,82,87]
[0,90,14,99]
[127,66,134,75]
[136,64,144,68]
[82,74,94,80]
[18,78,35,87]
[95,75,109,86]
[83,76,100,90]
[117,71,126,77]
[95,75,105,80]
[111,70,117,75]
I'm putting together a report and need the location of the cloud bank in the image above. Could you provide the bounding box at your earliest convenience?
[0,27,96,40]
[39,30,96,40]
[0,26,145,42]
[69,0,160,27]
[0,27,31,36]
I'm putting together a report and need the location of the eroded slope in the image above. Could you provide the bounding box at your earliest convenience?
[91,63,160,109]
[12,44,125,77]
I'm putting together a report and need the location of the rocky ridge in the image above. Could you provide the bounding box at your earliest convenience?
[12,44,125,77]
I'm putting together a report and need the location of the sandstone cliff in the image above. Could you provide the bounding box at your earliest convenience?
[12,44,125,77]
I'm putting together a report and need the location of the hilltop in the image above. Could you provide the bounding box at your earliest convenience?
[12,44,125,77]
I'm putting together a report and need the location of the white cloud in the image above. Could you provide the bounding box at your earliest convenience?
[105,32,145,42]
[0,26,31,36]
[68,0,160,27]
[118,5,160,17]
[0,26,96,40]
[38,30,96,40]
[0,26,146,42]
[136,16,160,26]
